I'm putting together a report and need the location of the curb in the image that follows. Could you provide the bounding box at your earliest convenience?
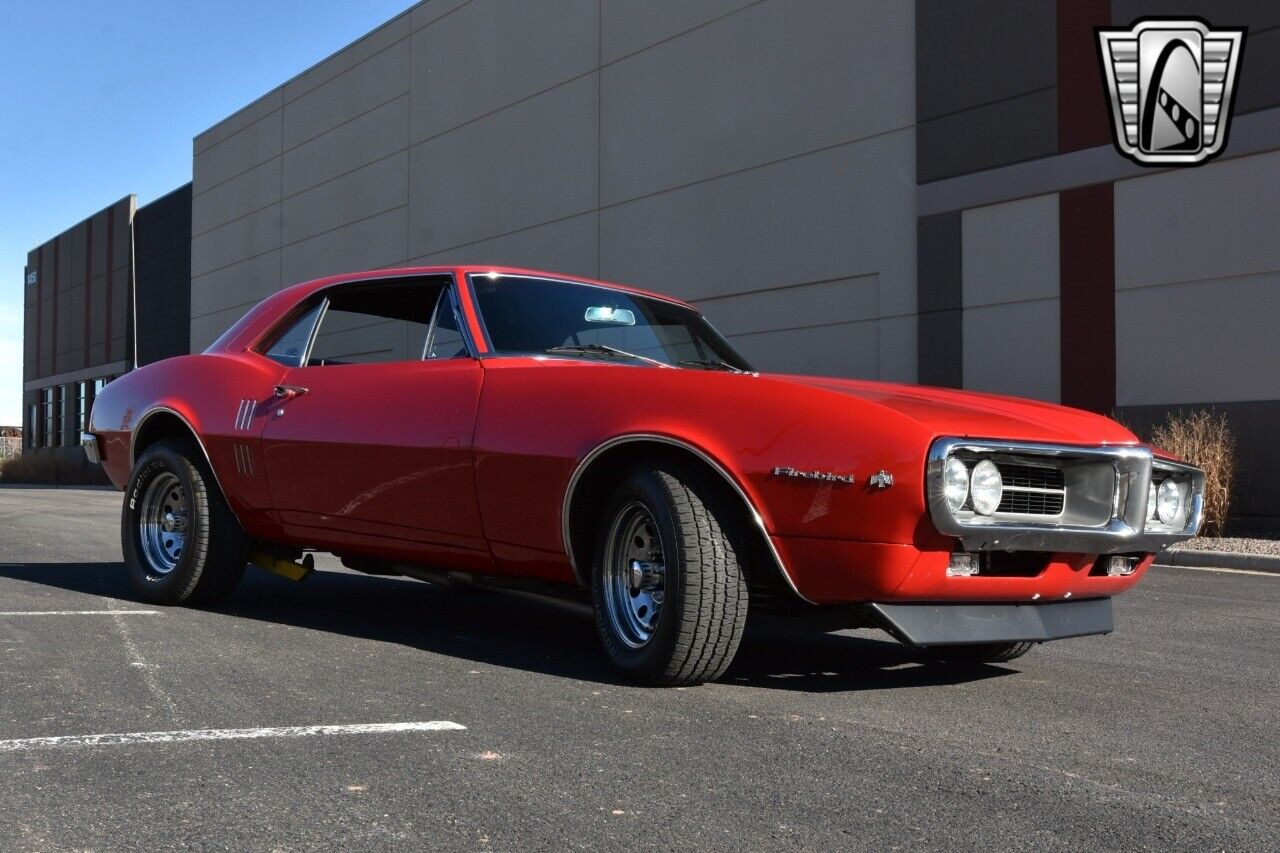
[1156,549,1280,574]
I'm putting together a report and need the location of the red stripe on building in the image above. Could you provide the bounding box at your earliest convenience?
[34,246,43,378]
[1057,0,1112,154]
[51,237,60,375]
[1059,184,1115,414]
[105,208,114,362]
[84,218,94,359]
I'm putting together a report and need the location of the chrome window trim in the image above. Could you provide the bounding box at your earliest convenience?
[561,433,815,604]
[926,437,1204,553]
[300,298,328,367]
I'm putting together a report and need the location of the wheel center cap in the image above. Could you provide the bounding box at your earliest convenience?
[162,512,177,532]
[628,559,663,591]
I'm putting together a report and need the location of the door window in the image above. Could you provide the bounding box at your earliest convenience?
[261,278,467,368]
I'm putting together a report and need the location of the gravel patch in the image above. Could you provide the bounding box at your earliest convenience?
[1167,537,1280,556]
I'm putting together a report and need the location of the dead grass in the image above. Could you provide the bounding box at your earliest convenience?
[1151,410,1237,538]
[0,449,111,486]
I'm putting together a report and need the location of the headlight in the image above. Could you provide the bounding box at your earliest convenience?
[1147,480,1158,519]
[1156,479,1182,525]
[943,457,970,512]
[969,460,1003,516]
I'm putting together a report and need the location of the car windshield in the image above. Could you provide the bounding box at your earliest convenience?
[470,274,754,371]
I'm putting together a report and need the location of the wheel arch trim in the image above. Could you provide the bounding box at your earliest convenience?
[561,433,815,604]
[130,405,244,529]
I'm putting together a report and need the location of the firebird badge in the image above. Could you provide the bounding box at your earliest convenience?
[772,467,855,486]
[1097,19,1245,166]
[868,470,894,489]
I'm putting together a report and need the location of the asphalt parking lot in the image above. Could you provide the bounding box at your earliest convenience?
[0,485,1277,851]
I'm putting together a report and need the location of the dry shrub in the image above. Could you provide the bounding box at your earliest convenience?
[1151,410,1236,537]
[0,450,111,486]
[0,452,61,483]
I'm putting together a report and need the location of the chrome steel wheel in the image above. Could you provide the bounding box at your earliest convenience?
[601,501,667,649]
[138,471,188,575]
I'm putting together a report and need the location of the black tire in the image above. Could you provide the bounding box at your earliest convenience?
[122,438,249,605]
[933,641,1035,665]
[591,462,749,686]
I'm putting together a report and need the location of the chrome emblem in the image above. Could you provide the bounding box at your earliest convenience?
[868,470,894,489]
[1097,19,1245,165]
[772,467,855,486]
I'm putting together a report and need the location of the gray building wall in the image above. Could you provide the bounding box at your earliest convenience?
[190,0,919,382]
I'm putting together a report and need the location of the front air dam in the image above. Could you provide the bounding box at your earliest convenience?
[868,597,1114,646]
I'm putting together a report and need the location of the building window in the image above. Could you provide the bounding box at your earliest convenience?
[58,385,70,447]
[42,388,55,448]
[77,381,88,432]
[28,404,39,449]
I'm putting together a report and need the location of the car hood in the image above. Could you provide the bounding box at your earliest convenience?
[768,374,1138,446]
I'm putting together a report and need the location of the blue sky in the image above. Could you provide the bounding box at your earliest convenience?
[0,0,415,426]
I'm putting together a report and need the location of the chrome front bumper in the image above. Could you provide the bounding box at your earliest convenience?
[81,432,102,465]
[926,438,1205,554]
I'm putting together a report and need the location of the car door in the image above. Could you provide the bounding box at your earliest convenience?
[258,276,487,561]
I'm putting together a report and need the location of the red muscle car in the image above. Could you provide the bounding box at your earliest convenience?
[85,267,1205,685]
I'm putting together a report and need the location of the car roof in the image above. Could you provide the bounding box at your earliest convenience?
[281,265,695,310]
[206,265,697,355]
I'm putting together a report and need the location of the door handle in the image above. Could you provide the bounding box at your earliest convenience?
[273,384,309,400]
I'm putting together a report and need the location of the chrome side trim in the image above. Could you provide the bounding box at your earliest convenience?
[130,406,245,529]
[561,433,815,604]
[80,432,102,465]
[926,437,1204,553]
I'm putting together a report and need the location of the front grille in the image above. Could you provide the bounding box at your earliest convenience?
[998,463,1065,491]
[999,489,1065,515]
[995,462,1064,516]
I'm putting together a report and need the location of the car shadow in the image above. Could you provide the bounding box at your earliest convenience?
[0,561,1016,693]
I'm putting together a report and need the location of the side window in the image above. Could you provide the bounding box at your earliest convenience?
[264,302,323,367]
[307,281,438,366]
[424,288,469,359]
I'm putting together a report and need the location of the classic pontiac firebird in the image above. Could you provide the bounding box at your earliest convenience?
[86,267,1205,685]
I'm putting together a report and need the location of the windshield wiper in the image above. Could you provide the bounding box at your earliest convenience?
[545,344,670,368]
[678,358,751,374]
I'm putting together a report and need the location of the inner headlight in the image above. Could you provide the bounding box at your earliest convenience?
[1156,478,1182,525]
[943,457,969,512]
[969,459,1003,516]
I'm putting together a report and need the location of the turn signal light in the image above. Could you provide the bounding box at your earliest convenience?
[947,552,980,577]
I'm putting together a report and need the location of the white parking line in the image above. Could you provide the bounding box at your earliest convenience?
[1154,563,1280,578]
[0,610,160,616]
[0,721,467,752]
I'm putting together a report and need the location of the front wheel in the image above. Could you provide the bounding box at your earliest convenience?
[122,439,249,605]
[591,463,749,686]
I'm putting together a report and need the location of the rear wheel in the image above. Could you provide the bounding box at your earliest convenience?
[122,439,249,605]
[933,641,1035,665]
[591,462,749,686]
